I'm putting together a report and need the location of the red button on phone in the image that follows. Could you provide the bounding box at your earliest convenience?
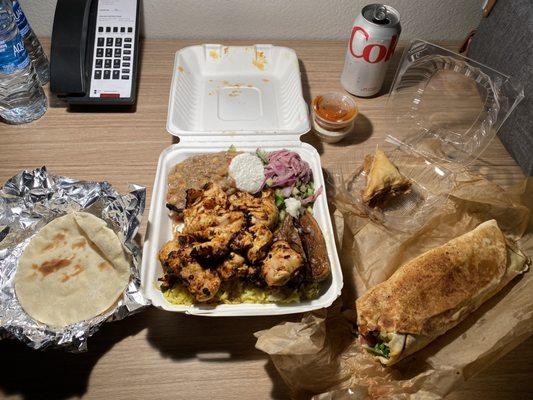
[100,93,120,99]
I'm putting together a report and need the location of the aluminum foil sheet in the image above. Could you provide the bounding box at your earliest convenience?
[0,167,149,351]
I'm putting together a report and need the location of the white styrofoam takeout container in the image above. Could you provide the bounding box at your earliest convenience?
[141,44,343,316]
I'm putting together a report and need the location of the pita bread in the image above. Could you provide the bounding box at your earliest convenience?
[361,148,411,207]
[15,212,130,328]
[356,220,529,365]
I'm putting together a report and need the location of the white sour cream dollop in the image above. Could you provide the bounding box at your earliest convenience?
[284,197,302,218]
[228,153,266,193]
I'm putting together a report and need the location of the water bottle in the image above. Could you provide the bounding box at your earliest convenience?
[12,0,49,84]
[0,0,46,124]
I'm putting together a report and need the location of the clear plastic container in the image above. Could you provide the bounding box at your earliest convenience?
[386,39,524,166]
[334,40,524,232]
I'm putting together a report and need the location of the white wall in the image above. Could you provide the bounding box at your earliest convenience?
[20,0,482,41]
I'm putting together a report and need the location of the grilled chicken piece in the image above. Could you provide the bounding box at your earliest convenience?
[261,241,304,286]
[158,234,221,301]
[297,210,330,282]
[229,190,279,229]
[158,234,195,274]
[228,223,273,264]
[247,223,273,263]
[217,252,246,280]
[180,262,221,302]
[183,183,246,260]
[231,229,253,251]
[185,212,246,260]
[184,183,229,217]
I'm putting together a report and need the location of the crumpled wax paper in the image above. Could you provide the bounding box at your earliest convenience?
[255,168,533,399]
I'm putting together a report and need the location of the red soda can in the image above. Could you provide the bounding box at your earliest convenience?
[341,4,401,97]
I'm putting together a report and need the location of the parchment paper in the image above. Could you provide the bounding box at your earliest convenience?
[255,170,533,399]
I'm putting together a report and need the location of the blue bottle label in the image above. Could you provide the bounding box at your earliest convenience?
[0,33,30,74]
[12,0,30,37]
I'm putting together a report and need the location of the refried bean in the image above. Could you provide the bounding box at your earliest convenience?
[166,150,238,216]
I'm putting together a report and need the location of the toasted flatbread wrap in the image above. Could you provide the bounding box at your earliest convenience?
[356,219,529,366]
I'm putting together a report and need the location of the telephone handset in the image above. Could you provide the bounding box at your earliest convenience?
[50,0,140,106]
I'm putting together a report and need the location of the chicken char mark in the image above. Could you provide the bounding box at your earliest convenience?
[183,183,246,261]
[158,234,221,301]
[217,252,246,280]
[258,215,307,287]
[229,190,279,229]
[261,240,304,286]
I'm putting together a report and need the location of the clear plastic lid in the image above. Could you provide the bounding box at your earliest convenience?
[386,40,524,166]
[333,40,524,234]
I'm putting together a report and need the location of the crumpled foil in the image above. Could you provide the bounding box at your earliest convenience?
[0,167,149,351]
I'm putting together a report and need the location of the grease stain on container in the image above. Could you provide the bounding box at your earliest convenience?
[209,50,219,60]
[253,51,267,70]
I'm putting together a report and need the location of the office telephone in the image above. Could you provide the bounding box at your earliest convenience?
[50,0,140,106]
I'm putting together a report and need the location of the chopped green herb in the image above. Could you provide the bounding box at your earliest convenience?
[256,149,269,165]
[364,342,390,358]
[275,194,285,208]
[228,144,237,153]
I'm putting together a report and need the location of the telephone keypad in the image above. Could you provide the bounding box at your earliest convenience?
[92,25,135,84]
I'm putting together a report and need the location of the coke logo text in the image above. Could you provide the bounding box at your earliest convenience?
[349,26,397,64]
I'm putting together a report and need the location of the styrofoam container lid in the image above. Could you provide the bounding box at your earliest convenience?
[141,44,343,316]
[166,44,310,141]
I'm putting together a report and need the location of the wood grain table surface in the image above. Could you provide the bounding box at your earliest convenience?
[0,39,531,400]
